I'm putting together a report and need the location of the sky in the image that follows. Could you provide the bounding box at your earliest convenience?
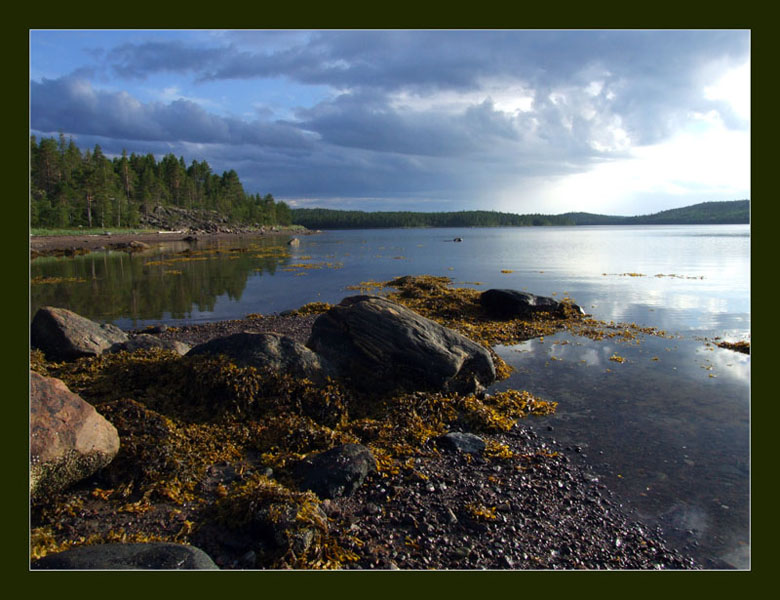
[29,29,751,215]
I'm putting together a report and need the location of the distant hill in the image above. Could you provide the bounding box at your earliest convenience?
[291,200,749,229]
[561,200,750,225]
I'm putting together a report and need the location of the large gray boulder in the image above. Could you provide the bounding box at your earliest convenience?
[31,306,129,361]
[30,371,120,499]
[293,443,377,500]
[479,289,585,319]
[31,542,219,570]
[186,332,333,384]
[306,295,496,394]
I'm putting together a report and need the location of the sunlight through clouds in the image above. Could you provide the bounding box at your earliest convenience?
[30,29,750,214]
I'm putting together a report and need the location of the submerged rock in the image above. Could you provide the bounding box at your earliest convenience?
[30,371,120,499]
[186,332,333,384]
[307,295,496,394]
[479,289,585,319]
[31,306,129,361]
[293,443,377,500]
[31,542,218,570]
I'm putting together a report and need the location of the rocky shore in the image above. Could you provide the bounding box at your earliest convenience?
[30,223,314,259]
[29,276,698,570]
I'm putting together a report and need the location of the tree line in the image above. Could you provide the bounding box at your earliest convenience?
[290,208,576,229]
[293,200,749,230]
[559,200,750,225]
[30,134,292,229]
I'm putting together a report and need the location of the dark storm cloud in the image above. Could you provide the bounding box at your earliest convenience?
[30,76,315,149]
[103,30,749,147]
[108,41,230,79]
[30,30,749,207]
[291,92,519,157]
[109,30,748,93]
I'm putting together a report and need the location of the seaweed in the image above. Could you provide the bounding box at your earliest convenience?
[29,277,571,568]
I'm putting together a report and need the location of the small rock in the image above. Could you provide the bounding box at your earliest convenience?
[435,432,486,454]
[293,444,377,500]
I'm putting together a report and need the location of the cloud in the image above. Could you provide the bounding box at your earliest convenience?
[107,41,229,79]
[30,76,315,149]
[98,30,749,146]
[30,30,750,212]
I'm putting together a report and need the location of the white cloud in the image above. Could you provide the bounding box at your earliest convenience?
[496,113,749,215]
[704,60,750,121]
[388,79,535,117]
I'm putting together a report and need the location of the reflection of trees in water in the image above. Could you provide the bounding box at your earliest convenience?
[30,240,291,322]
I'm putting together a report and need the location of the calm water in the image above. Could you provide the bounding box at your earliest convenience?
[30,225,750,568]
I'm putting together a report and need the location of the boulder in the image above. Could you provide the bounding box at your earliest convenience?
[31,306,129,361]
[108,334,191,356]
[288,237,301,246]
[31,542,218,570]
[479,289,585,319]
[307,296,495,394]
[435,432,486,454]
[30,371,120,499]
[293,444,377,500]
[186,332,333,384]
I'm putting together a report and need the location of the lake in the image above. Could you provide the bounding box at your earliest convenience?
[30,224,750,569]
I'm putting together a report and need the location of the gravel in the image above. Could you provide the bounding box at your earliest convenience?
[130,314,698,570]
[323,425,697,570]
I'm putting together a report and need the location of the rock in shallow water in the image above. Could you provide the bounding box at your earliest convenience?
[479,289,585,318]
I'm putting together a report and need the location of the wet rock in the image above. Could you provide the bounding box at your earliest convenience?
[435,432,486,454]
[479,289,585,318]
[108,333,191,356]
[307,295,496,394]
[31,306,129,361]
[108,240,150,252]
[30,371,120,499]
[293,443,377,499]
[288,237,301,246]
[31,542,218,570]
[186,332,333,384]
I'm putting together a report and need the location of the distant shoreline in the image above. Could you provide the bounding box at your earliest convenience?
[291,200,750,230]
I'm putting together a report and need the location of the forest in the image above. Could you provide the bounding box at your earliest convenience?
[30,135,292,229]
[290,208,576,229]
[31,134,749,231]
[291,200,749,230]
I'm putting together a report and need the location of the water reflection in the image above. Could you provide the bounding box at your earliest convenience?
[30,237,296,325]
[29,225,750,568]
[493,332,749,568]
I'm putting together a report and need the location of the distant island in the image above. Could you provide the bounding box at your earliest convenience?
[291,200,750,230]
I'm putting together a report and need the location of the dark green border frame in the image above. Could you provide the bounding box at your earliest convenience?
[16,10,763,594]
